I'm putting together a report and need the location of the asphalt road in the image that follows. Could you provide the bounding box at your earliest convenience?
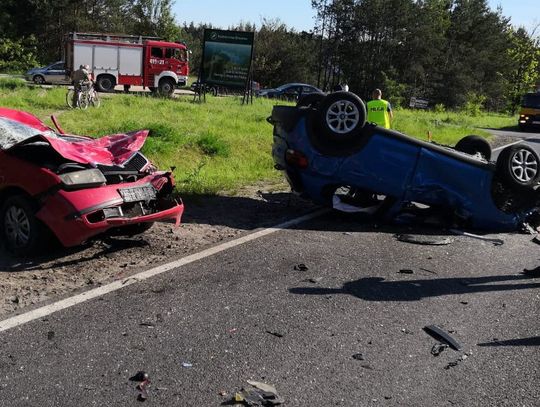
[0,213,538,406]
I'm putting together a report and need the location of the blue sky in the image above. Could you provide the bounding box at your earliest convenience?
[173,0,539,32]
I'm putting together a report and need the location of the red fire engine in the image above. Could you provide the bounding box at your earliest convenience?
[66,32,189,95]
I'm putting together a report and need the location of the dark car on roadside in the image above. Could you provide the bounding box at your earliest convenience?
[257,83,323,101]
[25,61,70,85]
[269,91,540,231]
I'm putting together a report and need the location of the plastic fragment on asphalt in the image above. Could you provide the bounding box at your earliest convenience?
[182,362,192,368]
[352,353,365,360]
[308,277,323,283]
[332,194,380,214]
[532,235,540,245]
[431,343,448,356]
[294,263,308,271]
[449,229,504,246]
[229,381,284,406]
[424,325,462,351]
[266,330,284,338]
[398,269,414,274]
[395,234,453,245]
[129,371,150,402]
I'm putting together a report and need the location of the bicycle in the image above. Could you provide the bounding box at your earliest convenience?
[66,83,100,109]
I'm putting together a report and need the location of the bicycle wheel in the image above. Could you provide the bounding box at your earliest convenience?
[78,92,89,110]
[66,89,76,108]
[90,90,100,108]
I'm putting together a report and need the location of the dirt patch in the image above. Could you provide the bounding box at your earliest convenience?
[0,181,316,317]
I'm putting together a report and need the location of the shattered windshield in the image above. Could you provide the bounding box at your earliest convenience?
[0,117,57,150]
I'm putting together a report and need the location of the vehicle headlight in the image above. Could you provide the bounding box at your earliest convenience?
[59,169,106,189]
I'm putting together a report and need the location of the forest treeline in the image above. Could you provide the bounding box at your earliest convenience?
[0,0,539,112]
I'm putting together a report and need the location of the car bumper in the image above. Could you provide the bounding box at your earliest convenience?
[36,172,184,247]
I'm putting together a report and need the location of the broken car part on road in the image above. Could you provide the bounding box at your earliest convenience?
[0,108,184,255]
[424,325,463,351]
[270,92,540,231]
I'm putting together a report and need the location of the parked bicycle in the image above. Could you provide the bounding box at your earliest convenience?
[66,83,100,109]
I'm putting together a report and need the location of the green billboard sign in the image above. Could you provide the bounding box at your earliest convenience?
[201,29,254,89]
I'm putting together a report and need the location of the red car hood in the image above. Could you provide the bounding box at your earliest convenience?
[0,108,148,165]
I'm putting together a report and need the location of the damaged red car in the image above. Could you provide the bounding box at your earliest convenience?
[0,108,184,255]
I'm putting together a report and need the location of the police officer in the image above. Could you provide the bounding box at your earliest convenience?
[367,89,393,129]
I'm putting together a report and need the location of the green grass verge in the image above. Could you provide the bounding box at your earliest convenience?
[0,78,518,194]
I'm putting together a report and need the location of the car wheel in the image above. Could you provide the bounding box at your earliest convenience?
[297,92,326,109]
[1,194,44,255]
[319,91,366,140]
[454,135,492,160]
[497,144,540,188]
[96,75,116,92]
[158,79,175,96]
[33,75,45,85]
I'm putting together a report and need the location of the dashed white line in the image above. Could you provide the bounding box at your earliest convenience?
[0,209,328,333]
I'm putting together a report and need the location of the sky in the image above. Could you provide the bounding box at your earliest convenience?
[173,0,539,33]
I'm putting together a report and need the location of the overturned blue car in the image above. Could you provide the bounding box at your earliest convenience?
[270,91,540,231]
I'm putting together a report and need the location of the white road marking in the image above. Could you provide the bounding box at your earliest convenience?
[492,139,524,151]
[0,209,328,333]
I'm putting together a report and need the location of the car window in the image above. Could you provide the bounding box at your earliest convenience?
[303,86,316,93]
[165,48,187,61]
[151,47,163,58]
[523,94,540,109]
[50,63,64,70]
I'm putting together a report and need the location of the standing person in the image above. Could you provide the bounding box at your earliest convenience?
[367,89,393,129]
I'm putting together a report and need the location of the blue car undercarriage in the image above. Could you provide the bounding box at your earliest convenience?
[270,92,540,231]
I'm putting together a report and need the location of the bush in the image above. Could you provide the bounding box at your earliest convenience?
[461,92,486,117]
[0,36,39,73]
[434,103,446,114]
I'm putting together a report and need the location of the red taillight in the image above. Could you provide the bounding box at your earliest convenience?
[285,149,309,169]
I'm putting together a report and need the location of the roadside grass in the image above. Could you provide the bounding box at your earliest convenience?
[393,108,516,145]
[0,78,518,194]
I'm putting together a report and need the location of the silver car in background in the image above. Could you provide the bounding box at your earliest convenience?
[25,61,70,85]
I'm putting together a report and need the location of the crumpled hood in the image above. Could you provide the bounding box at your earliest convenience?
[0,108,149,166]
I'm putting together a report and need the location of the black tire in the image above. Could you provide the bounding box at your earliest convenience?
[318,92,366,140]
[297,92,326,109]
[497,144,540,188]
[33,75,45,85]
[158,78,175,96]
[96,75,116,92]
[1,194,44,255]
[454,135,492,160]
[109,222,154,237]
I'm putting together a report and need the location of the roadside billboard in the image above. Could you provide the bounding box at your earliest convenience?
[201,29,254,89]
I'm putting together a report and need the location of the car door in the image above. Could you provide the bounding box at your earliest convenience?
[45,63,67,84]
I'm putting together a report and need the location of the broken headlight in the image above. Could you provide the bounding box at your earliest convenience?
[59,169,106,189]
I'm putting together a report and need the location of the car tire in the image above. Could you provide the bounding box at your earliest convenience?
[497,144,540,188]
[96,75,116,92]
[318,92,366,140]
[158,79,175,96]
[454,135,492,160]
[297,92,325,109]
[33,75,45,85]
[0,194,44,256]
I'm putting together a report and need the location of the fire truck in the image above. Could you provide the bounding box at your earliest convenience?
[65,32,189,95]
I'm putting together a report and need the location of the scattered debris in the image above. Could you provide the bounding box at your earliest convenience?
[420,268,437,275]
[308,277,323,283]
[182,362,193,368]
[395,234,453,246]
[139,322,156,328]
[424,325,462,351]
[520,222,536,235]
[532,236,540,245]
[229,380,284,406]
[47,331,55,340]
[398,269,414,274]
[449,229,504,246]
[444,360,460,370]
[460,301,469,305]
[129,371,150,402]
[294,264,308,271]
[266,330,284,338]
[352,353,365,361]
[431,343,448,356]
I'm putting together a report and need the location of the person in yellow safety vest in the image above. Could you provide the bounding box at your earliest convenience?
[366,89,393,129]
